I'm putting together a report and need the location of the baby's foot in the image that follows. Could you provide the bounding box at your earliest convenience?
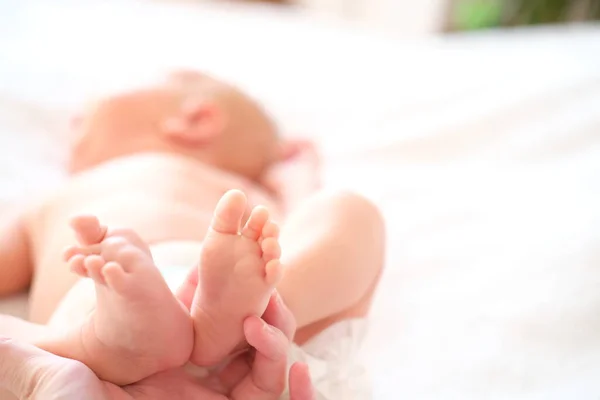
[189,190,283,366]
[61,216,193,385]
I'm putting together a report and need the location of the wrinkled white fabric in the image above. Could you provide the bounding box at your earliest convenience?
[283,319,370,400]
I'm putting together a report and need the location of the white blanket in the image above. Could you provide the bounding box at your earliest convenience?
[1,1,599,398]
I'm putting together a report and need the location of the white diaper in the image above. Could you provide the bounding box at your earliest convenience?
[150,241,202,291]
[150,241,372,400]
[283,318,371,400]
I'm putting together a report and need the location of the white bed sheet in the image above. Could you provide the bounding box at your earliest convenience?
[1,1,599,399]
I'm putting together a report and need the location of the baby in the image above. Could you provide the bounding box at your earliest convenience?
[0,70,385,397]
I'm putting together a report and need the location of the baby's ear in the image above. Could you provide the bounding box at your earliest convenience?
[162,98,225,145]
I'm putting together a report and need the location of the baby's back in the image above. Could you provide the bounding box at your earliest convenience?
[27,153,278,323]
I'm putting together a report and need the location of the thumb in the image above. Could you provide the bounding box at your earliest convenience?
[0,337,41,398]
[0,338,113,400]
[289,363,316,400]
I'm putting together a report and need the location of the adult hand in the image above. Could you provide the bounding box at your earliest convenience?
[0,293,316,399]
[0,336,125,400]
[134,291,316,400]
[204,291,315,400]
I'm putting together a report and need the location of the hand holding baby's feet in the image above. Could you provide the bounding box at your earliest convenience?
[62,215,193,385]
[189,190,283,366]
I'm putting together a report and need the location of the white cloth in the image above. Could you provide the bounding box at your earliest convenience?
[284,318,370,400]
[150,241,370,400]
[150,241,201,292]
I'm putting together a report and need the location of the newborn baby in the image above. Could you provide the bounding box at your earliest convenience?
[0,71,385,398]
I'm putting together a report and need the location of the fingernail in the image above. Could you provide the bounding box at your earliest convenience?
[262,320,275,335]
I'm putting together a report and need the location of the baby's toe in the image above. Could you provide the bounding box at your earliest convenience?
[261,237,281,263]
[261,220,280,240]
[101,262,129,293]
[108,228,152,256]
[242,206,269,241]
[70,215,107,245]
[210,190,247,235]
[64,244,103,261]
[265,260,283,285]
[63,245,84,262]
[68,254,87,277]
[84,255,107,284]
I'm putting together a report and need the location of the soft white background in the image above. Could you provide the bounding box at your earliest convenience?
[295,0,448,36]
[1,1,599,399]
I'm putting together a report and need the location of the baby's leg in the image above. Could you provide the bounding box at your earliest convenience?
[276,191,385,340]
[37,216,193,385]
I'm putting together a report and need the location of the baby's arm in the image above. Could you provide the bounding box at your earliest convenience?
[261,139,321,214]
[0,210,34,296]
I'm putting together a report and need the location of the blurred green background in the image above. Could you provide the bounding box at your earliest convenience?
[447,0,600,31]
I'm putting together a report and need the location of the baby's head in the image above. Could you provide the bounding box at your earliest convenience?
[69,70,281,180]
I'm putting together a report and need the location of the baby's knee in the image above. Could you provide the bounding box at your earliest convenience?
[326,191,386,241]
[331,191,385,225]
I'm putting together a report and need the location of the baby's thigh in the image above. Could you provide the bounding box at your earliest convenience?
[46,278,96,330]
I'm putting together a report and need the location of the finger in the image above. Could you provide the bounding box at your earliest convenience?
[261,291,296,340]
[126,368,226,400]
[215,356,251,394]
[289,363,317,400]
[245,317,287,364]
[231,317,288,400]
[0,337,114,400]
